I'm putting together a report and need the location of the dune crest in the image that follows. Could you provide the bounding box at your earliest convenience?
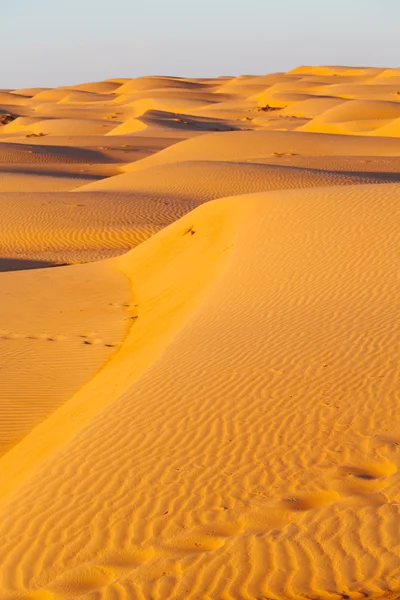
[0,197,241,502]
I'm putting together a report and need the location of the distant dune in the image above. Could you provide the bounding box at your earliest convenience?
[0,67,400,600]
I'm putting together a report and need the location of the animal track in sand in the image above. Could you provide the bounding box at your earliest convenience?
[161,532,227,554]
[0,306,138,349]
[0,329,121,349]
[371,434,400,451]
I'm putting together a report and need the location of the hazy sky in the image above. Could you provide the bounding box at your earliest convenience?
[3,0,399,88]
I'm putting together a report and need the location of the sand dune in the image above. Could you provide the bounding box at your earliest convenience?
[299,100,400,135]
[60,81,122,94]
[115,76,210,94]
[0,169,100,192]
[0,67,400,600]
[279,97,349,118]
[2,116,116,136]
[122,129,400,174]
[0,185,400,599]
[0,190,202,263]
[77,159,400,197]
[372,117,400,137]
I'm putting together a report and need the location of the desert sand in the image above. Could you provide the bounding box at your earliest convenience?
[0,66,399,599]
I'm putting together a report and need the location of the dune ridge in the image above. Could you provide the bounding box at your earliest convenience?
[0,186,400,599]
[0,67,400,599]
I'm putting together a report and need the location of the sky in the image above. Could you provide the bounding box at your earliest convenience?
[2,0,399,88]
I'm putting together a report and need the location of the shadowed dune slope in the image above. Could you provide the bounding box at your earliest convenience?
[0,185,399,599]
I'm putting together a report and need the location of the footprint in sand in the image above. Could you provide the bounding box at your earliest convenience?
[47,565,115,596]
[39,548,155,598]
[335,459,396,495]
[280,489,341,512]
[81,336,103,345]
[163,533,226,554]
[1,330,121,349]
[96,547,155,574]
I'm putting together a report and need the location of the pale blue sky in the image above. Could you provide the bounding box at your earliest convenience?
[2,0,399,88]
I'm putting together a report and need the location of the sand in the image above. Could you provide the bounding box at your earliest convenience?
[0,66,399,600]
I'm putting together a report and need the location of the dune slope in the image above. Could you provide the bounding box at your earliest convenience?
[0,260,131,456]
[0,184,399,599]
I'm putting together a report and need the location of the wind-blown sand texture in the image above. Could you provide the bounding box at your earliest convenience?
[0,66,400,599]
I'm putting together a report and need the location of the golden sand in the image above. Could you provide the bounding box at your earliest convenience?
[0,66,399,599]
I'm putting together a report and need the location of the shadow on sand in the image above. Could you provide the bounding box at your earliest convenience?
[0,258,65,273]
